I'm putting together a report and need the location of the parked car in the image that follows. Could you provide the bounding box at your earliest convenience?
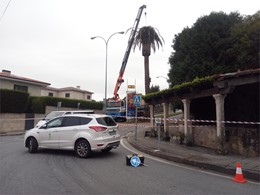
[24,114,120,158]
[35,110,94,128]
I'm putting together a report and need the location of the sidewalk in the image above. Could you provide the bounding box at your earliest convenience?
[126,125,260,182]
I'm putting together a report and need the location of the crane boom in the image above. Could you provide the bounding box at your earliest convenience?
[113,5,146,99]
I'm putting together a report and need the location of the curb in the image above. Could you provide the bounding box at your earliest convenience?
[0,132,24,136]
[128,137,260,182]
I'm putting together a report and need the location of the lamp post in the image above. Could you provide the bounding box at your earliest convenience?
[91,31,124,112]
[156,76,168,80]
[156,76,169,90]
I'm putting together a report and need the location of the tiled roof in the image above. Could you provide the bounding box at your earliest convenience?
[0,71,50,86]
[45,86,93,94]
[216,68,260,80]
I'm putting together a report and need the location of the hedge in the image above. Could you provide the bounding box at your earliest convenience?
[26,96,103,113]
[0,89,103,114]
[0,89,29,113]
[143,76,214,101]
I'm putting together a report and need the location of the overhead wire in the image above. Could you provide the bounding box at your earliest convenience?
[0,0,12,23]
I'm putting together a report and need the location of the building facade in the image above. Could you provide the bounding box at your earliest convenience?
[0,70,50,96]
[0,70,93,101]
[41,86,93,101]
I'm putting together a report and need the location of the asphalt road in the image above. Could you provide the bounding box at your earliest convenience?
[0,127,259,194]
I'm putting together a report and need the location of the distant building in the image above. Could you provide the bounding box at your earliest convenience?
[0,69,50,96]
[42,86,93,101]
[0,70,93,101]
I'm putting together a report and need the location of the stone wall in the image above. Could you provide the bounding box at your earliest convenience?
[0,113,45,134]
[193,126,218,149]
[168,123,259,157]
[0,106,103,134]
[168,124,218,149]
[0,113,26,134]
[225,126,259,157]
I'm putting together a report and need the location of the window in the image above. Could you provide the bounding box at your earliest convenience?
[14,84,28,92]
[62,117,81,127]
[46,118,63,128]
[45,111,66,120]
[80,117,92,125]
[107,101,121,107]
[65,93,70,98]
[96,117,117,126]
[48,92,53,97]
[87,95,91,100]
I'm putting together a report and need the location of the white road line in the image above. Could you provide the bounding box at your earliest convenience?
[120,138,259,185]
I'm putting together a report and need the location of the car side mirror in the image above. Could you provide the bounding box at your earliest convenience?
[40,124,47,129]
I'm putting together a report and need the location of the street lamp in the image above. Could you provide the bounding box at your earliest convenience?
[156,76,169,90]
[156,76,168,80]
[91,31,124,112]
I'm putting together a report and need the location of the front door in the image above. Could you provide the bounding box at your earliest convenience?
[37,117,63,149]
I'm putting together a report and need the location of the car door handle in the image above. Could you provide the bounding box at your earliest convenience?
[73,129,78,131]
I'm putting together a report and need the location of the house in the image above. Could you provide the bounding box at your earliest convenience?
[41,86,93,101]
[0,70,93,101]
[0,69,50,96]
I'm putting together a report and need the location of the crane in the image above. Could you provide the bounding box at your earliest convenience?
[113,5,146,99]
[106,5,146,121]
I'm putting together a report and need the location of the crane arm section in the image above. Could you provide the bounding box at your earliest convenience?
[113,5,146,99]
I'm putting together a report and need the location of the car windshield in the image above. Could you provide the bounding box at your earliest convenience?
[96,117,117,126]
[45,111,65,120]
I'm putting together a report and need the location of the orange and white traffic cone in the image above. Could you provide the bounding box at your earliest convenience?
[232,162,247,183]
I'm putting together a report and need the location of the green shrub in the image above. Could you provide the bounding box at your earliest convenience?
[0,90,103,114]
[28,96,103,113]
[143,76,214,101]
[0,89,29,113]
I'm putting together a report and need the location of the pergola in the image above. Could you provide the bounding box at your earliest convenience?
[144,69,260,152]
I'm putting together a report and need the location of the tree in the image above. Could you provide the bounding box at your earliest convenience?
[133,26,164,94]
[168,11,258,87]
[227,11,260,69]
[149,84,160,93]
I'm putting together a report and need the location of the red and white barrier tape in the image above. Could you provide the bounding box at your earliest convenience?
[1,116,259,125]
[125,116,260,125]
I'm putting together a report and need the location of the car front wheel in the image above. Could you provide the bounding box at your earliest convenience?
[28,137,38,153]
[75,140,91,158]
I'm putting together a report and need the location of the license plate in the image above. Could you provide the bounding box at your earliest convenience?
[109,131,116,135]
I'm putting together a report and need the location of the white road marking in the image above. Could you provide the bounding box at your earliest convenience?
[120,138,259,185]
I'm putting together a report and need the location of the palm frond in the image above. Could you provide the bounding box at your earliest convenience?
[133,26,164,52]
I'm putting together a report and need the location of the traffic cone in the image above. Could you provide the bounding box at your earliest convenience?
[232,162,247,183]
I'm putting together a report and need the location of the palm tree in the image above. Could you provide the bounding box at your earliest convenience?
[133,26,164,94]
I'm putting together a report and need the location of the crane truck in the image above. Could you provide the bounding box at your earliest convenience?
[106,5,146,121]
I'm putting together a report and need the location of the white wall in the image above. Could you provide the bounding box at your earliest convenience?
[0,79,43,96]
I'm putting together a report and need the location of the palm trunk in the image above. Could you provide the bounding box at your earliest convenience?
[142,43,151,95]
[144,55,150,94]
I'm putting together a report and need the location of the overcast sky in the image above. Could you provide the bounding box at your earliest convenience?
[0,0,259,101]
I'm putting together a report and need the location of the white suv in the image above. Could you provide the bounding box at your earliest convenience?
[24,114,120,158]
[35,110,94,128]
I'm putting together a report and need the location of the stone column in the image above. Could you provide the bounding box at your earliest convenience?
[182,99,192,144]
[213,94,226,137]
[213,94,227,153]
[149,104,154,128]
[163,102,170,141]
